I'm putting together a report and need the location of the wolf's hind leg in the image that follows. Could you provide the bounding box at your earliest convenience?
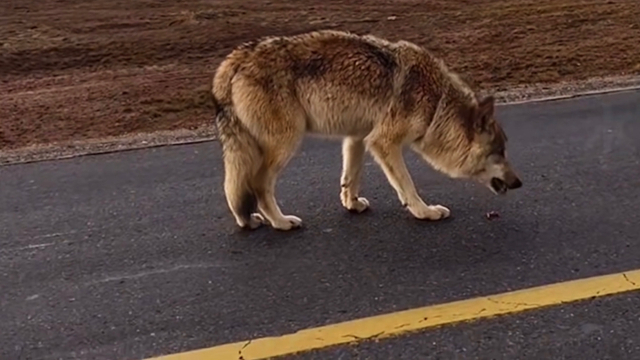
[233,76,306,231]
[221,146,265,230]
[252,141,304,231]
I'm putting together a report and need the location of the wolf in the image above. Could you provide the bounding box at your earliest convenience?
[211,29,522,231]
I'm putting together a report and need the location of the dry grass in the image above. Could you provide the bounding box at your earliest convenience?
[1,0,639,151]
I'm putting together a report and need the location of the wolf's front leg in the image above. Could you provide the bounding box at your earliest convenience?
[340,137,370,213]
[366,138,450,220]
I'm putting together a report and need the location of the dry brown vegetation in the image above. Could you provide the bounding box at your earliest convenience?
[1,0,639,150]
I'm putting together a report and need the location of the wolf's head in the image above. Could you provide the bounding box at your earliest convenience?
[462,95,522,194]
[412,94,522,195]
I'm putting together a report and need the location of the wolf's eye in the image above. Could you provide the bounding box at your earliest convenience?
[490,141,505,156]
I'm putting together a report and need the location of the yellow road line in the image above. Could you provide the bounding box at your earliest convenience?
[148,269,640,360]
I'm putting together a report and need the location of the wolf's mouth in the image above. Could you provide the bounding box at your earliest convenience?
[490,177,508,194]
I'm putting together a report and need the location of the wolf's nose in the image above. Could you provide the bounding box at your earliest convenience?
[509,177,522,190]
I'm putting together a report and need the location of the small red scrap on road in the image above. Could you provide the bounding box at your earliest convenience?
[486,211,500,220]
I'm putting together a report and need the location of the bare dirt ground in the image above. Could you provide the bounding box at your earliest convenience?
[1,0,640,156]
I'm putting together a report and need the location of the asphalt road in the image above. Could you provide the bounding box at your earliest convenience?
[1,90,640,360]
[291,292,640,360]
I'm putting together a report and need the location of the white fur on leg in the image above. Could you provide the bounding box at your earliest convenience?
[235,213,265,230]
[340,137,368,213]
[250,213,267,228]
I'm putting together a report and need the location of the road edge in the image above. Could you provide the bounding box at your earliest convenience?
[2,79,640,166]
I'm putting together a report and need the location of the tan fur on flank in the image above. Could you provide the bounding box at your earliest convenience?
[211,30,522,231]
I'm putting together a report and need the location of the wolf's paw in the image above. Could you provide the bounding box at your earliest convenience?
[342,196,370,213]
[238,213,266,230]
[272,215,303,231]
[430,205,451,219]
[408,204,450,220]
[249,213,267,228]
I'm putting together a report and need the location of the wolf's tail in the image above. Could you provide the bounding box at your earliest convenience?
[211,49,263,226]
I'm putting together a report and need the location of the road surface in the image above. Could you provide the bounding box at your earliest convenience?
[1,90,640,360]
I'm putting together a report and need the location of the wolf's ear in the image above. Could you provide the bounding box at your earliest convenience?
[474,95,495,131]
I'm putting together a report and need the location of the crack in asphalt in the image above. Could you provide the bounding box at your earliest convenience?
[238,339,252,360]
[623,273,637,286]
[487,297,542,309]
[342,331,386,341]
